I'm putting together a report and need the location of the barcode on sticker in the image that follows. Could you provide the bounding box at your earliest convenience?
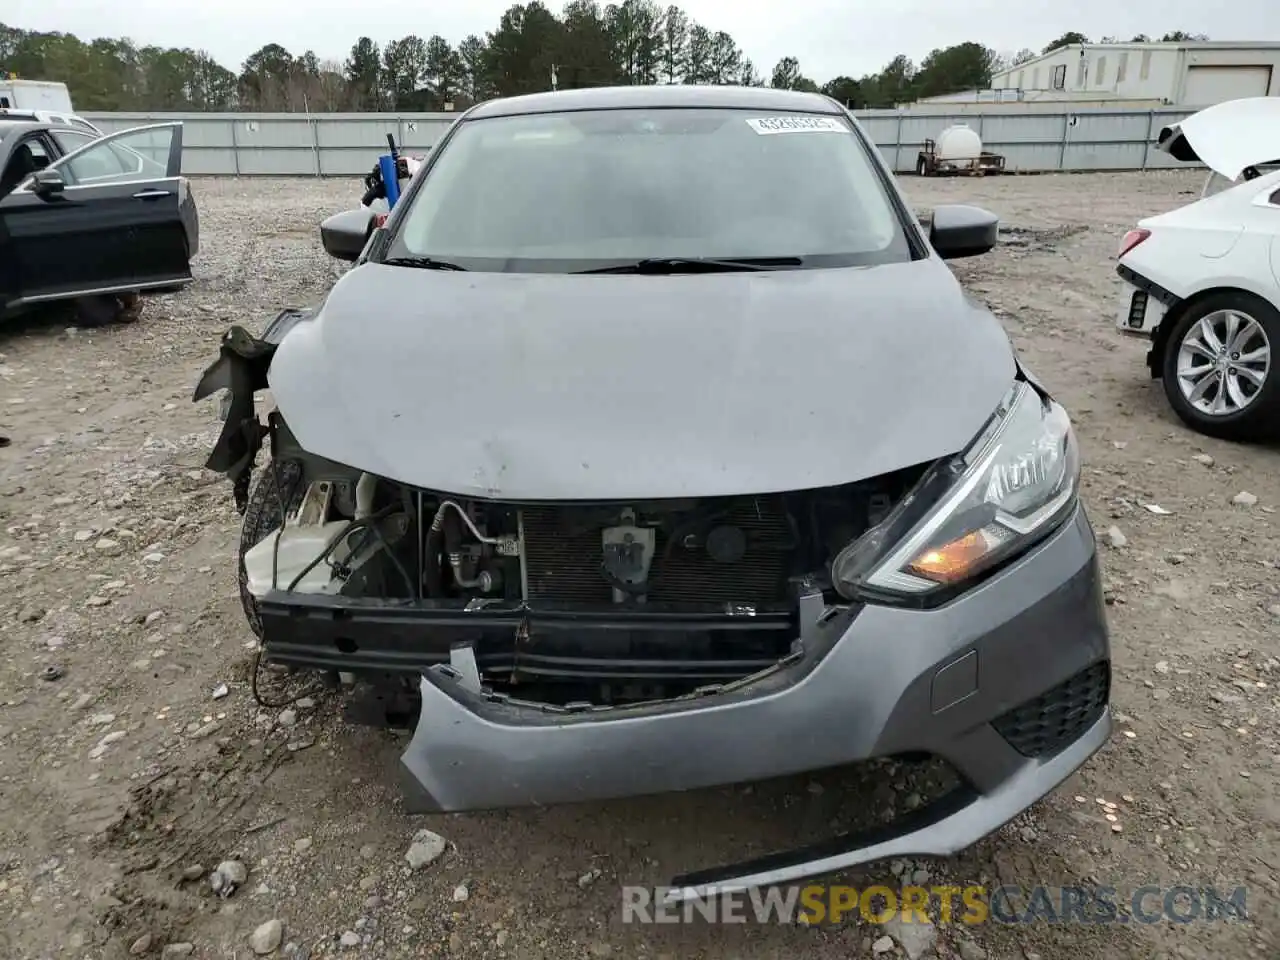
[746,116,846,135]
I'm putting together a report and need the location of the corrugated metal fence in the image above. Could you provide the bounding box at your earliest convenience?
[80,107,1197,176]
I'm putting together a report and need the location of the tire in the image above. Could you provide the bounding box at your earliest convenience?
[238,459,303,637]
[1160,290,1280,442]
[916,156,928,176]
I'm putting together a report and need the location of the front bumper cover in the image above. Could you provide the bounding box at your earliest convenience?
[396,503,1111,895]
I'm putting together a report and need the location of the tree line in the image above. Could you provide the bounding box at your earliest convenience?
[0,12,1211,113]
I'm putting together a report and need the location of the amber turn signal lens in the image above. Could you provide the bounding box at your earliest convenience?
[906,529,1000,583]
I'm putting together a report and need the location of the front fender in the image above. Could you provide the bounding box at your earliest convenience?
[192,307,315,510]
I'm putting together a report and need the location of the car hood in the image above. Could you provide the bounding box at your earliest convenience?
[267,260,1015,500]
[1156,97,1280,181]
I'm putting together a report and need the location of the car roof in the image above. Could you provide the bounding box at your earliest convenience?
[0,108,99,125]
[0,118,79,141]
[0,119,48,141]
[467,84,844,120]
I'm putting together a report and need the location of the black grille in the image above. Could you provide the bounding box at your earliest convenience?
[520,498,795,607]
[992,662,1109,758]
[1127,290,1148,328]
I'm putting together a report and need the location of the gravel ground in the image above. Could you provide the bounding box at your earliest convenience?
[0,170,1277,960]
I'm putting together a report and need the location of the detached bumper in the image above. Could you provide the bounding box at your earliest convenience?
[399,503,1112,891]
[665,707,1109,898]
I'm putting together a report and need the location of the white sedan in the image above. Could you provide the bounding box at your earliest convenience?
[1114,96,1280,441]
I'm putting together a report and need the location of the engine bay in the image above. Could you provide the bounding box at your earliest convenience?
[239,414,933,708]
[243,449,924,614]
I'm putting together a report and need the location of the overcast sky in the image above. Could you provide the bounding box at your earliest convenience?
[7,0,1277,82]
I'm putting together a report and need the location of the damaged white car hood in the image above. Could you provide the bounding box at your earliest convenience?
[1157,96,1280,181]
[267,260,1015,500]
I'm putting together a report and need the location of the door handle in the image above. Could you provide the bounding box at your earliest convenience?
[132,189,172,200]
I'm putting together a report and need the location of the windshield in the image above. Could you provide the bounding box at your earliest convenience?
[387,107,913,272]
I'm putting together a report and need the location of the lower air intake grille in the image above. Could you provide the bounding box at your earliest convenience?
[992,661,1110,758]
[1127,290,1149,328]
[520,498,795,607]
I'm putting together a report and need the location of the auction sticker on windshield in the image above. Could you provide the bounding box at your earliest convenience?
[746,116,847,135]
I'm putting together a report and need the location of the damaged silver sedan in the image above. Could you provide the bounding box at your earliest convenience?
[195,85,1111,898]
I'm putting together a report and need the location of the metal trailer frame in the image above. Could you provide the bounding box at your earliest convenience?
[916,138,1007,177]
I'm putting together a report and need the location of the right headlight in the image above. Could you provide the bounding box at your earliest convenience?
[832,380,1080,600]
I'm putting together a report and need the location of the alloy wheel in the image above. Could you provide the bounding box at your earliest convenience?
[1175,309,1271,417]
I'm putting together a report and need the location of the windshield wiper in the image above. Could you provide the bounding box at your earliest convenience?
[382,256,468,271]
[575,256,804,275]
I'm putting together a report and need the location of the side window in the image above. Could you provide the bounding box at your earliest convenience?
[58,138,130,184]
[0,135,54,195]
[51,129,98,154]
[25,137,53,170]
[52,126,173,186]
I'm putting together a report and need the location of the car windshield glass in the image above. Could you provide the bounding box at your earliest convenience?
[388,107,913,273]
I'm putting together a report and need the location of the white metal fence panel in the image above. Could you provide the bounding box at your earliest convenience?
[81,108,1198,176]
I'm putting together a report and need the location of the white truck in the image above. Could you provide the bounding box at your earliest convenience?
[0,79,74,112]
[0,79,101,134]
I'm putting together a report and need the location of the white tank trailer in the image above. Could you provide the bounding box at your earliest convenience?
[916,123,1006,176]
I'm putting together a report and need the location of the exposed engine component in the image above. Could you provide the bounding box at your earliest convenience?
[430,499,520,556]
[519,497,797,607]
[705,525,747,563]
[242,475,412,598]
[241,425,929,622]
[424,499,518,600]
[238,434,933,708]
[600,508,657,602]
[412,487,919,609]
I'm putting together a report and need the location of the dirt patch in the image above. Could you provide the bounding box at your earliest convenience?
[0,171,1275,959]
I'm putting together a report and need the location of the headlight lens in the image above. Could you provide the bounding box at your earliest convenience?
[832,381,1079,598]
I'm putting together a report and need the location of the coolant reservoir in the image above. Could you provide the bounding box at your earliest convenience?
[935,124,983,162]
[242,522,353,597]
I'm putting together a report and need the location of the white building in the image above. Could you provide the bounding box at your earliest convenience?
[988,41,1280,106]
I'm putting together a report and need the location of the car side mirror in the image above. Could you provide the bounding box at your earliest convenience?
[929,204,999,260]
[31,169,66,196]
[320,208,375,262]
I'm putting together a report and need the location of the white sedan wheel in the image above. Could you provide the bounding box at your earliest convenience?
[1174,309,1271,417]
